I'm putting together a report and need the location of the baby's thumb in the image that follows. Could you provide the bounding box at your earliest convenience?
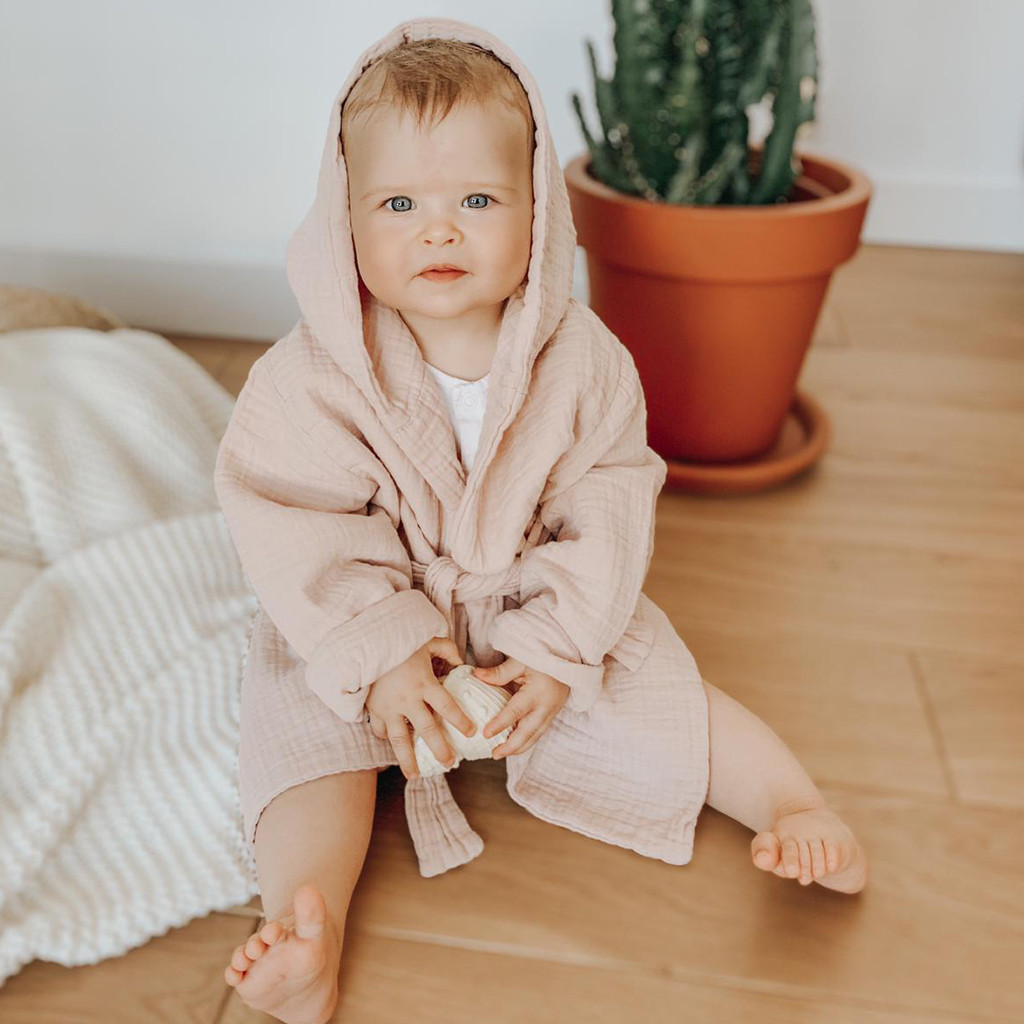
[427,635,464,667]
[473,661,515,686]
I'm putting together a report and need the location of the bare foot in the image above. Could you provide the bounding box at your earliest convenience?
[750,796,868,894]
[223,884,342,1024]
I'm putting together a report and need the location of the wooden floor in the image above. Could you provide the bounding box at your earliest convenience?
[3,244,1022,1023]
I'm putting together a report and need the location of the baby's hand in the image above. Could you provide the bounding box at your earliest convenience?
[471,657,569,759]
[365,636,476,779]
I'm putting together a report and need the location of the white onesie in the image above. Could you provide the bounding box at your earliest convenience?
[424,361,491,665]
[424,362,490,473]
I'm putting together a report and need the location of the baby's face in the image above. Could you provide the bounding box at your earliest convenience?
[346,98,533,321]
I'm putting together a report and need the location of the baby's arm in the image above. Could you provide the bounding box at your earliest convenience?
[213,359,449,722]
[488,347,665,714]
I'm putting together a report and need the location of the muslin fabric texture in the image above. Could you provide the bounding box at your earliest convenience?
[214,16,710,879]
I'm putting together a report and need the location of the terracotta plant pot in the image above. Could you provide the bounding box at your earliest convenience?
[564,147,872,464]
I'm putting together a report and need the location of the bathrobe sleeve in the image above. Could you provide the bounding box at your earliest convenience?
[213,359,451,722]
[487,349,667,713]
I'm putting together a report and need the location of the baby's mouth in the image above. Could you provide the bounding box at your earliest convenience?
[419,268,468,282]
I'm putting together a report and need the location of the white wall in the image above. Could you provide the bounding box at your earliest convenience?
[1,0,1021,340]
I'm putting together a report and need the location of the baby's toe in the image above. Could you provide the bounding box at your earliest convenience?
[825,840,841,873]
[224,965,244,987]
[230,947,251,973]
[259,920,285,945]
[797,839,815,884]
[809,839,827,879]
[781,837,801,877]
[244,935,269,961]
[751,831,780,871]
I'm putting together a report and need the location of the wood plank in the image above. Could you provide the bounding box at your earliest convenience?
[825,245,1024,359]
[0,911,253,1023]
[650,529,1023,665]
[219,929,1018,1024]
[919,648,1024,808]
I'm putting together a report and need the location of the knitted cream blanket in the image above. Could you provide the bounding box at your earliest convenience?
[0,326,260,987]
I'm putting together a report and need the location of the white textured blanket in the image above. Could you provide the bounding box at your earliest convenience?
[0,326,260,987]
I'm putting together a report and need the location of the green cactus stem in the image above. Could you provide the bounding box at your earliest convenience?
[572,0,820,206]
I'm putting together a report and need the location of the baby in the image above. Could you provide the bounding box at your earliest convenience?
[215,19,867,1024]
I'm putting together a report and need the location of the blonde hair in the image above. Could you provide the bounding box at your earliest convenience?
[340,38,535,154]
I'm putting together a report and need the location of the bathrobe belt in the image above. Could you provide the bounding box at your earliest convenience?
[409,554,523,659]
[402,553,524,878]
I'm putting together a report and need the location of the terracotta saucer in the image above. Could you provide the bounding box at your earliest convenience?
[661,390,831,496]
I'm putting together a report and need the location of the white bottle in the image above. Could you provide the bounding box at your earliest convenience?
[412,663,515,777]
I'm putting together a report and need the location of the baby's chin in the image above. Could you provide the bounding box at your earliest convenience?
[391,287,517,318]
[402,301,508,323]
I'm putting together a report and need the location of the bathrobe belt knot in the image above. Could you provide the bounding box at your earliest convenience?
[410,554,523,656]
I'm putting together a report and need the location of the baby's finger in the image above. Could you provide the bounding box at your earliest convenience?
[427,635,464,670]
[386,718,418,779]
[482,692,531,739]
[408,703,456,768]
[426,682,476,738]
[492,708,544,759]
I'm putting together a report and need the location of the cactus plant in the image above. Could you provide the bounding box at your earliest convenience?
[570,0,819,205]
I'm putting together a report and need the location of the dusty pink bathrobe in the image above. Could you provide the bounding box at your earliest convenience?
[214,16,710,878]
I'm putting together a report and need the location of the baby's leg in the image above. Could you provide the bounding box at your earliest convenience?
[224,767,385,1024]
[702,679,868,894]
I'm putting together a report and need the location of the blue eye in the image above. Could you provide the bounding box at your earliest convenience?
[381,193,495,212]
